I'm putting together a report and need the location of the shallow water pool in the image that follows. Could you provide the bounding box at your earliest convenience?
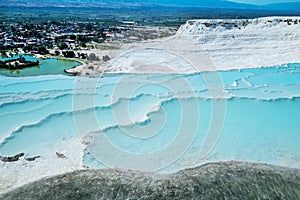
[0,63,299,172]
[0,55,80,76]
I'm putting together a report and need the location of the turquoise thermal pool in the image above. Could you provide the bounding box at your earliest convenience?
[0,55,80,77]
[0,63,299,172]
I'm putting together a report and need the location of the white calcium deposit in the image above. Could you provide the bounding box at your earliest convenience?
[95,17,300,74]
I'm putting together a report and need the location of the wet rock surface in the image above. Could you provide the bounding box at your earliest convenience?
[0,153,25,162]
[1,161,299,200]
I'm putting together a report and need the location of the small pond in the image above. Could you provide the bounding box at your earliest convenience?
[0,54,80,77]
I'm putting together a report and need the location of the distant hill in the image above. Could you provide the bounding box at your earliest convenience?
[1,0,258,9]
[2,0,300,11]
[264,2,300,11]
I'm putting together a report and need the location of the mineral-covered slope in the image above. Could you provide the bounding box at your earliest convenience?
[177,17,300,71]
[1,161,300,200]
[81,17,300,74]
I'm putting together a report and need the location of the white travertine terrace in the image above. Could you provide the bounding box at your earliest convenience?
[69,17,300,75]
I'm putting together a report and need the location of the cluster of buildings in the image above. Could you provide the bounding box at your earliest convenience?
[0,20,118,53]
[0,20,176,59]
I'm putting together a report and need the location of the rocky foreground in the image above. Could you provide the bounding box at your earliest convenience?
[1,161,299,199]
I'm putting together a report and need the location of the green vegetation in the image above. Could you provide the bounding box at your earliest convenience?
[102,55,110,62]
[94,45,119,50]
[87,53,100,61]
[2,6,299,27]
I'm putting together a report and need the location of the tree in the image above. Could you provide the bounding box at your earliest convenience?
[63,51,75,58]
[86,24,93,31]
[58,42,68,50]
[102,55,110,62]
[80,53,87,59]
[23,45,35,52]
[78,35,88,43]
[55,50,60,56]
[87,53,99,61]
[69,35,76,40]
[37,46,48,54]
[1,50,7,57]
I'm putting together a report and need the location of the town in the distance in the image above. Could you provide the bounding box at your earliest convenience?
[0,18,176,70]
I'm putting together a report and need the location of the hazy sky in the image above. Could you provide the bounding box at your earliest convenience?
[229,0,300,5]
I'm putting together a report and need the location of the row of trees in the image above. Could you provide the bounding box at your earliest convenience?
[23,45,49,54]
[1,47,109,61]
[54,32,106,48]
[86,53,110,62]
[56,51,109,62]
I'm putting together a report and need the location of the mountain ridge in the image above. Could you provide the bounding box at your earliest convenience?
[1,0,300,11]
[264,2,300,11]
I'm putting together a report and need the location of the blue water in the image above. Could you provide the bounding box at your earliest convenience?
[0,63,299,171]
[0,55,80,77]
